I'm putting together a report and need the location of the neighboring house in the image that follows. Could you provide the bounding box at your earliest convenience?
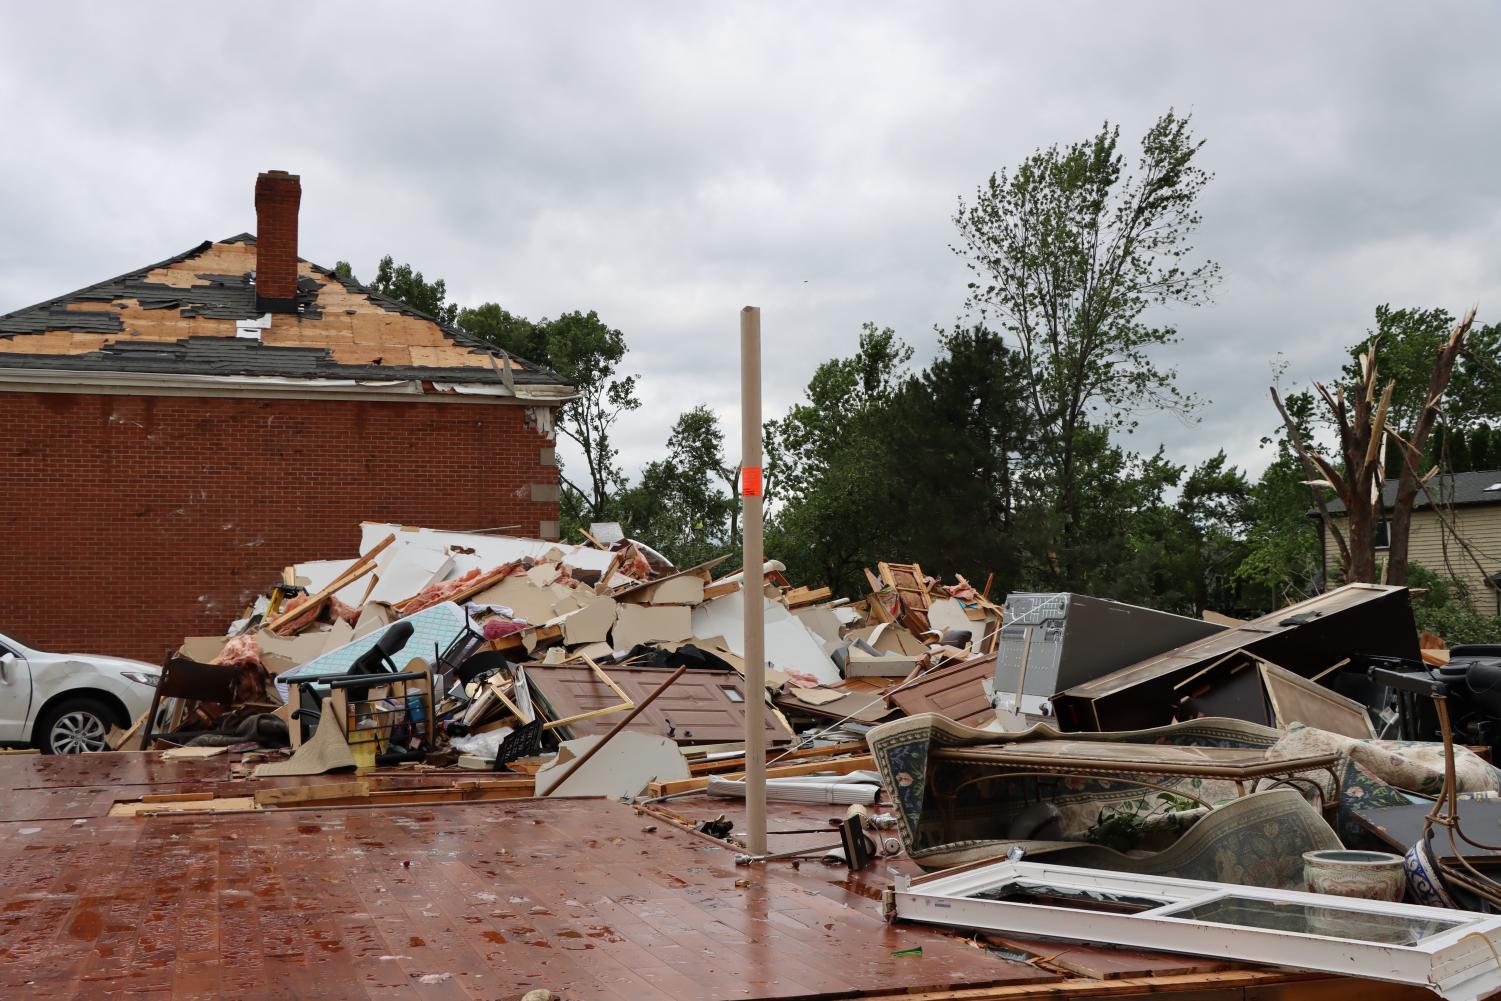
[1319,469,1501,614]
[0,171,572,660]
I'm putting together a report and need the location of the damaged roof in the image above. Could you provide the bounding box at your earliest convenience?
[0,235,571,392]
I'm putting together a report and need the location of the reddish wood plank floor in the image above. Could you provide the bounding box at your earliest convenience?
[0,751,230,791]
[0,797,1054,1000]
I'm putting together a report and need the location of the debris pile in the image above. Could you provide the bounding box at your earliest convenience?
[89,522,1501,999]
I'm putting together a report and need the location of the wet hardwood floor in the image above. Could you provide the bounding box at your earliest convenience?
[0,782,1050,999]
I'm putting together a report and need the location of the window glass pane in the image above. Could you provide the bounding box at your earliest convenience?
[968,880,1168,914]
[1170,896,1462,945]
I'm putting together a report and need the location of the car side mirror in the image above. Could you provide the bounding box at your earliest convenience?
[0,651,14,685]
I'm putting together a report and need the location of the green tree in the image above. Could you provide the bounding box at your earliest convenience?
[1470,424,1496,471]
[460,305,640,527]
[1236,389,1325,609]
[765,324,913,592]
[615,405,739,567]
[1407,564,1501,644]
[953,110,1219,581]
[1345,307,1501,442]
[874,325,1034,589]
[367,255,459,325]
[458,303,549,365]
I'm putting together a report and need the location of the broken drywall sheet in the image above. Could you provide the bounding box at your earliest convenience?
[846,650,921,678]
[613,604,692,650]
[666,636,790,689]
[178,636,229,663]
[554,595,617,646]
[793,606,843,645]
[256,626,336,675]
[927,598,978,646]
[366,546,454,605]
[526,562,563,588]
[644,574,705,605]
[252,698,356,777]
[573,641,614,661]
[533,731,690,798]
[317,619,356,657]
[352,602,393,640]
[360,522,621,576]
[472,575,561,625]
[693,589,841,686]
[849,622,928,658]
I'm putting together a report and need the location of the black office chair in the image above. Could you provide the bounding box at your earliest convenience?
[456,649,511,686]
[290,620,416,742]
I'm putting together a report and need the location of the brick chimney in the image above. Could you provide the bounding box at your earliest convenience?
[254,170,301,314]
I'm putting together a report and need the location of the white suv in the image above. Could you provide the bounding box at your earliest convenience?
[0,630,161,754]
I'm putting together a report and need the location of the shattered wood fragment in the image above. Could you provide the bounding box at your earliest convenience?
[267,533,395,634]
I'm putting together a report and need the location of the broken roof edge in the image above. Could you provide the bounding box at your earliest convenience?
[0,365,571,404]
[0,233,575,394]
[302,248,575,390]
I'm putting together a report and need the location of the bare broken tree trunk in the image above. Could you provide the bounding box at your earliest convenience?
[1385,308,1476,585]
[1270,307,1476,588]
[1271,355,1389,584]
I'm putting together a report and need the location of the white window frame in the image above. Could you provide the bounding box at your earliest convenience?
[886,859,1501,1001]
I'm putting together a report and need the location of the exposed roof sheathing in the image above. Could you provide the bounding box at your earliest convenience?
[0,235,569,391]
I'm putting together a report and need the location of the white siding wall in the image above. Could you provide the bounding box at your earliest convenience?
[1324,506,1501,613]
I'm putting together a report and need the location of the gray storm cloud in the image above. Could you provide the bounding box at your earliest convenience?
[2,1,1496,481]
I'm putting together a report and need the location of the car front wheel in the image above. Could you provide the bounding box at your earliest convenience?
[35,698,120,754]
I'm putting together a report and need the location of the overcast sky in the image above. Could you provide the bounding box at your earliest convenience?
[2,3,1497,484]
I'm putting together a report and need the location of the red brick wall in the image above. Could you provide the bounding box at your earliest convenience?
[0,391,559,661]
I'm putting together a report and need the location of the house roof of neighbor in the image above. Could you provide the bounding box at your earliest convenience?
[1324,468,1501,513]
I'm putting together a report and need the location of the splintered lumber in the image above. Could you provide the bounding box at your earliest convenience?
[701,580,741,601]
[267,533,395,633]
[491,623,562,652]
[141,790,214,804]
[533,655,636,732]
[785,585,833,608]
[255,780,369,807]
[683,739,868,777]
[646,753,875,797]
